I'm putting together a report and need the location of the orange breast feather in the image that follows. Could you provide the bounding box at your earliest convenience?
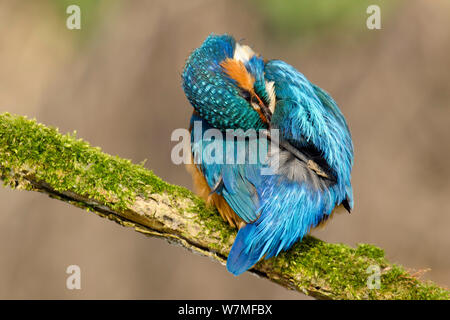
[186,160,244,229]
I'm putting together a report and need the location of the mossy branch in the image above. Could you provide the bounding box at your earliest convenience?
[0,112,448,300]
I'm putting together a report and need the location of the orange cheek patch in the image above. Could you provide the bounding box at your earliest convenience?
[220,58,255,93]
[220,58,270,124]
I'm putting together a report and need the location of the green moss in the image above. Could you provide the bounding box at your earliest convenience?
[355,243,385,260]
[191,197,235,244]
[0,113,234,243]
[262,236,449,299]
[0,113,182,210]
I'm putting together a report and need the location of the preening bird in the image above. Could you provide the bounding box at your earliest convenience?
[182,34,354,276]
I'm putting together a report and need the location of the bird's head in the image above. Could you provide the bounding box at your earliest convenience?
[182,34,276,130]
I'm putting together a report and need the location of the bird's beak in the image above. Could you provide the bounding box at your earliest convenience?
[251,96,272,125]
[220,57,273,125]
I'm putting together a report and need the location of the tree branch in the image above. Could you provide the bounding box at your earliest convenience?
[0,112,448,300]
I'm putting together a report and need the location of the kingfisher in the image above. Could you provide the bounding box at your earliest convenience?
[182,34,354,276]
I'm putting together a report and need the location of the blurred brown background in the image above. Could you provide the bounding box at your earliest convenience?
[0,0,449,299]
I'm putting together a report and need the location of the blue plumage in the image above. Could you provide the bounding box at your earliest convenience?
[190,114,262,224]
[183,34,354,275]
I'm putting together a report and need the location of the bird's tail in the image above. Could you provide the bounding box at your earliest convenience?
[226,182,328,276]
[226,213,300,275]
[226,223,263,276]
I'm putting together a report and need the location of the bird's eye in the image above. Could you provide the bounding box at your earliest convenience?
[240,89,251,102]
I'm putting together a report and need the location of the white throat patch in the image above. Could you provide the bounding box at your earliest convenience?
[234,43,255,63]
[265,81,276,114]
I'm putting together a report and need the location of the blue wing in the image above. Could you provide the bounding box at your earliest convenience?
[190,114,264,223]
[265,59,354,208]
